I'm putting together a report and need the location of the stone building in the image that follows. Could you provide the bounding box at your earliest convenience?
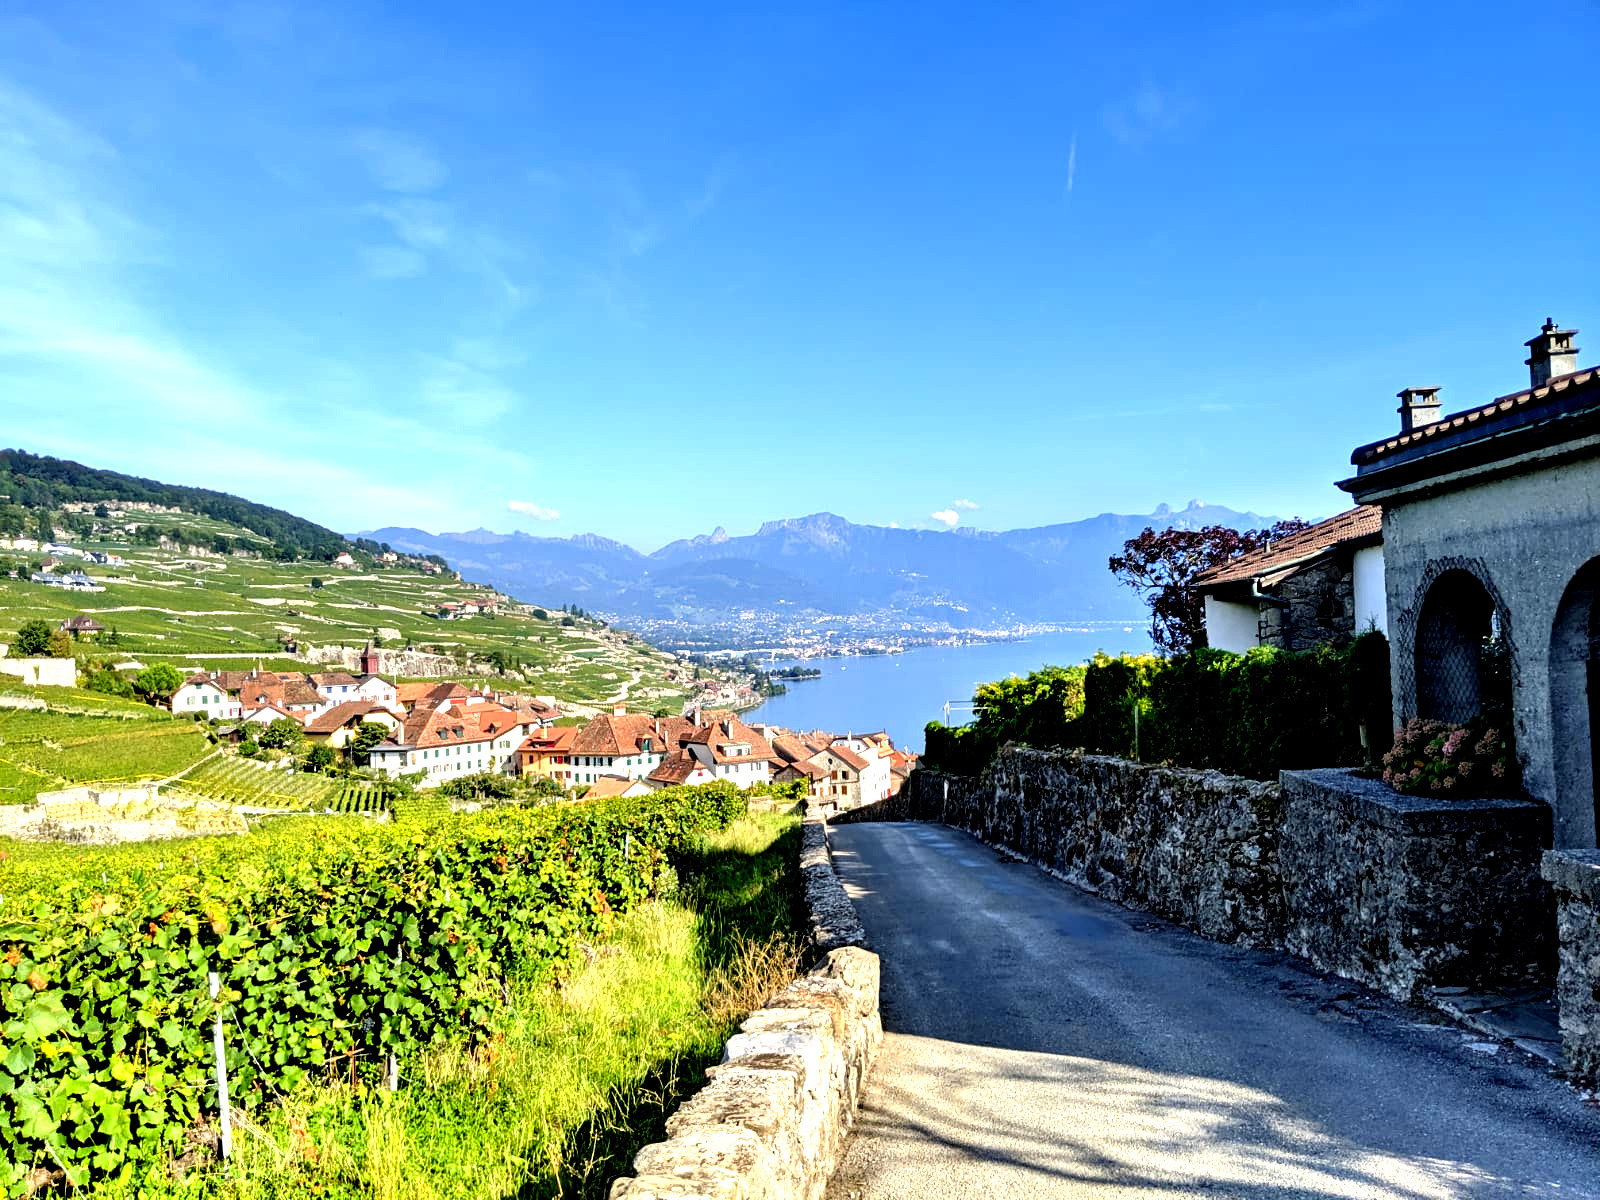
[1195,506,1385,653]
[1341,319,1600,848]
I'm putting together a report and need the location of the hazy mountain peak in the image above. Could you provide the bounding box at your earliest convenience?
[365,501,1290,629]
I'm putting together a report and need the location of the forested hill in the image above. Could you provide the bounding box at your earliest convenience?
[0,449,349,559]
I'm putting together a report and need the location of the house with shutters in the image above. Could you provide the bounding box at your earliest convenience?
[369,702,526,783]
[303,700,405,748]
[172,675,240,720]
[810,743,870,810]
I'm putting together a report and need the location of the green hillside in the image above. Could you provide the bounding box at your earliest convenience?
[0,449,351,559]
[0,452,716,713]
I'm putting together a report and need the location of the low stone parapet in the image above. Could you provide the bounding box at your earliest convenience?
[611,815,881,1199]
[898,755,1554,1005]
[1281,769,1552,1000]
[1541,849,1600,1083]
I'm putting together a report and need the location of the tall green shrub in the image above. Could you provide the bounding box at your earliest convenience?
[923,635,1394,782]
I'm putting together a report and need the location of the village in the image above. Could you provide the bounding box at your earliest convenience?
[162,641,913,805]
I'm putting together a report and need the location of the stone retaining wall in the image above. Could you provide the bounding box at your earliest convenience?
[1541,849,1600,1083]
[1280,769,1551,998]
[902,753,1553,1001]
[610,812,881,1200]
[907,751,1281,946]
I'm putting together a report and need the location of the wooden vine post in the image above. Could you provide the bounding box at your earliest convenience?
[208,972,233,1161]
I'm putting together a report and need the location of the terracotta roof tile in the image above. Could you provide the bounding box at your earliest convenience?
[647,752,706,785]
[585,775,641,799]
[305,700,399,734]
[1352,366,1600,465]
[1193,506,1382,589]
[821,743,869,772]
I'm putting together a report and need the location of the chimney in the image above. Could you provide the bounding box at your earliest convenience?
[1397,386,1442,434]
[1525,318,1580,388]
[613,702,627,717]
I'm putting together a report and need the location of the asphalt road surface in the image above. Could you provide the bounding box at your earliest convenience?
[825,822,1600,1200]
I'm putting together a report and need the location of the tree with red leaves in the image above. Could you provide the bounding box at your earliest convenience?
[1109,521,1311,656]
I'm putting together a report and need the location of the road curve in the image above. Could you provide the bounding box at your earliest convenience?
[825,822,1600,1200]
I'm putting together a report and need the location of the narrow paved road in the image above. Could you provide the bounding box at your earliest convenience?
[826,823,1600,1200]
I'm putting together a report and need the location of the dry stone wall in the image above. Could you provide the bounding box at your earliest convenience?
[1279,769,1551,998]
[610,813,881,1200]
[901,752,1553,1002]
[909,750,1282,946]
[1541,850,1600,1083]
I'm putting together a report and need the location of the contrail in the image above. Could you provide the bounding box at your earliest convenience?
[1066,130,1077,200]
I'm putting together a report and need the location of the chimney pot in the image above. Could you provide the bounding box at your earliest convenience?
[1525,318,1580,388]
[1397,386,1443,434]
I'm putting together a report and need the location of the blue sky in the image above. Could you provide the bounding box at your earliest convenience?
[4,2,1598,550]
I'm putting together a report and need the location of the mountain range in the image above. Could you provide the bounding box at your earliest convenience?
[360,501,1285,629]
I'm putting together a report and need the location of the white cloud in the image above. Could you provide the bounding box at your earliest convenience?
[508,500,561,521]
[417,355,520,424]
[1103,82,1193,146]
[930,509,960,528]
[360,244,427,279]
[952,498,979,511]
[353,128,446,193]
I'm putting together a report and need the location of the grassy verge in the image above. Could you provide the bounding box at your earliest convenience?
[103,811,802,1200]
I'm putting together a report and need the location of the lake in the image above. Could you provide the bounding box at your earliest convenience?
[744,628,1152,752]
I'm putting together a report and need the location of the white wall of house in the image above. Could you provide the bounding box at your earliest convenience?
[172,680,238,719]
[568,750,666,785]
[1203,595,1261,654]
[356,678,398,706]
[834,737,891,801]
[373,731,522,785]
[712,755,771,787]
[1352,545,1387,638]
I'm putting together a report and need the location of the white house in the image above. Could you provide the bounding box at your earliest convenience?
[1195,507,1386,655]
[172,675,240,720]
[354,674,399,707]
[832,733,892,803]
[810,744,869,810]
[370,704,525,785]
[308,672,362,703]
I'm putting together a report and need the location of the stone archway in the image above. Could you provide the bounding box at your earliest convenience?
[1414,569,1508,726]
[1549,561,1600,848]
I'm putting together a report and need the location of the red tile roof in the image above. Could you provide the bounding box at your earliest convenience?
[1193,506,1382,589]
[1352,366,1600,465]
[585,775,643,799]
[519,725,579,754]
[396,681,470,707]
[820,743,869,772]
[305,700,400,735]
[680,716,780,765]
[400,704,519,750]
[647,752,709,785]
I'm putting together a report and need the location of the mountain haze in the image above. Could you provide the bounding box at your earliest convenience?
[363,501,1285,628]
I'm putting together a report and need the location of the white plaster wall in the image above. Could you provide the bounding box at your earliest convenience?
[1353,545,1388,637]
[0,657,77,688]
[1203,595,1261,654]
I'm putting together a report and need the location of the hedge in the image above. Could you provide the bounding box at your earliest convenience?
[923,633,1393,782]
[0,781,748,1191]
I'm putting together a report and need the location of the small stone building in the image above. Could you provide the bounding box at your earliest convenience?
[1342,319,1600,848]
[1196,507,1385,654]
